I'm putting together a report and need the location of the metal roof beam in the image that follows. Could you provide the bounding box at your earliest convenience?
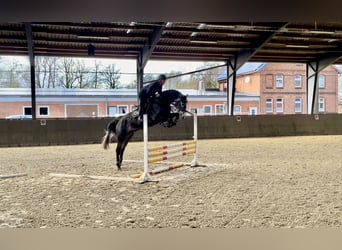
[225,22,289,115]
[231,22,290,76]
[25,23,34,65]
[138,23,166,70]
[308,52,342,75]
[136,23,166,97]
[307,51,342,114]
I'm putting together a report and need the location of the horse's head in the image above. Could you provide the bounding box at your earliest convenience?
[171,93,188,118]
[178,94,188,114]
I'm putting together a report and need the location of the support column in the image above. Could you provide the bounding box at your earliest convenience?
[136,23,165,104]
[226,57,237,115]
[136,55,144,103]
[25,22,36,120]
[306,52,342,114]
[307,62,319,114]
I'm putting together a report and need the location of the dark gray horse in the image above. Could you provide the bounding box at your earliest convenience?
[102,89,188,170]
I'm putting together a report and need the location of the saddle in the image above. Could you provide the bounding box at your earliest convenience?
[136,100,176,128]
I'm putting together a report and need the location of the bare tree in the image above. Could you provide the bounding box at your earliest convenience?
[58,58,78,88]
[191,62,223,89]
[47,57,58,88]
[35,57,54,88]
[90,60,103,88]
[101,64,121,89]
[7,60,21,88]
[74,60,89,88]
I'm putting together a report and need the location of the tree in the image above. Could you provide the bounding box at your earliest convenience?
[74,60,89,88]
[46,57,58,88]
[7,60,22,88]
[58,58,79,88]
[34,56,59,88]
[35,57,49,88]
[101,64,121,89]
[191,62,223,89]
[126,80,137,89]
[91,60,103,88]
[143,73,156,84]
[164,71,182,89]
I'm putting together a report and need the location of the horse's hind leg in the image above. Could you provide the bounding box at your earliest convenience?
[116,142,123,170]
[116,132,134,170]
[119,132,134,168]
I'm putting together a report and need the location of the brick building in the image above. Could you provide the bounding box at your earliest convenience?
[217,62,339,115]
[0,88,239,119]
[3,62,338,119]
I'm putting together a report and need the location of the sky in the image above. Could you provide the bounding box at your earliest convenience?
[82,58,224,85]
[0,55,220,86]
[82,58,212,84]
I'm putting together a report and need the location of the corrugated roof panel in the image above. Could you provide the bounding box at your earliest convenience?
[1,22,342,63]
[216,62,267,81]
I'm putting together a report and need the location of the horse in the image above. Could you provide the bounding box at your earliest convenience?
[102,89,188,170]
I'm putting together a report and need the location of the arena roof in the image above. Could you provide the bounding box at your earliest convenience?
[1,22,342,65]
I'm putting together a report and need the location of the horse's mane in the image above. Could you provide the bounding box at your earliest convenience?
[162,89,182,96]
[160,89,183,102]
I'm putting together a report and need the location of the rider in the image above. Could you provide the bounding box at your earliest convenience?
[138,74,167,121]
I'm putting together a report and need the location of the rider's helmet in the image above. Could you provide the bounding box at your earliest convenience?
[158,74,167,81]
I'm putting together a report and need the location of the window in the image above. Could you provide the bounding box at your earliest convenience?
[276,98,284,113]
[23,106,32,115]
[319,98,325,112]
[215,104,225,115]
[39,106,49,116]
[265,98,273,114]
[294,98,302,113]
[294,75,302,88]
[108,106,117,117]
[249,107,257,115]
[275,74,283,88]
[319,75,325,88]
[233,105,241,115]
[189,108,197,114]
[118,105,128,114]
[203,105,212,114]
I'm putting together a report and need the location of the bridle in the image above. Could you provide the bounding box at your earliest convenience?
[171,95,187,117]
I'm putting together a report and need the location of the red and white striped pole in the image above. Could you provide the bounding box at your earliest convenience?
[139,112,199,183]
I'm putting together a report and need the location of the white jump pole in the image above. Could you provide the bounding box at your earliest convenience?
[190,112,199,167]
[139,114,155,183]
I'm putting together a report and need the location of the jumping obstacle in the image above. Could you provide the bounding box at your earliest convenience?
[138,112,199,183]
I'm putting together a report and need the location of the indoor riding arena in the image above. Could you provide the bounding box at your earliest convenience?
[1,22,342,231]
[1,115,342,228]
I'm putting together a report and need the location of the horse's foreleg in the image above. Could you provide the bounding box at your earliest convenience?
[172,113,179,123]
[165,113,179,127]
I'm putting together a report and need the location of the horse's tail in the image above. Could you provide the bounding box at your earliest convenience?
[102,118,119,150]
